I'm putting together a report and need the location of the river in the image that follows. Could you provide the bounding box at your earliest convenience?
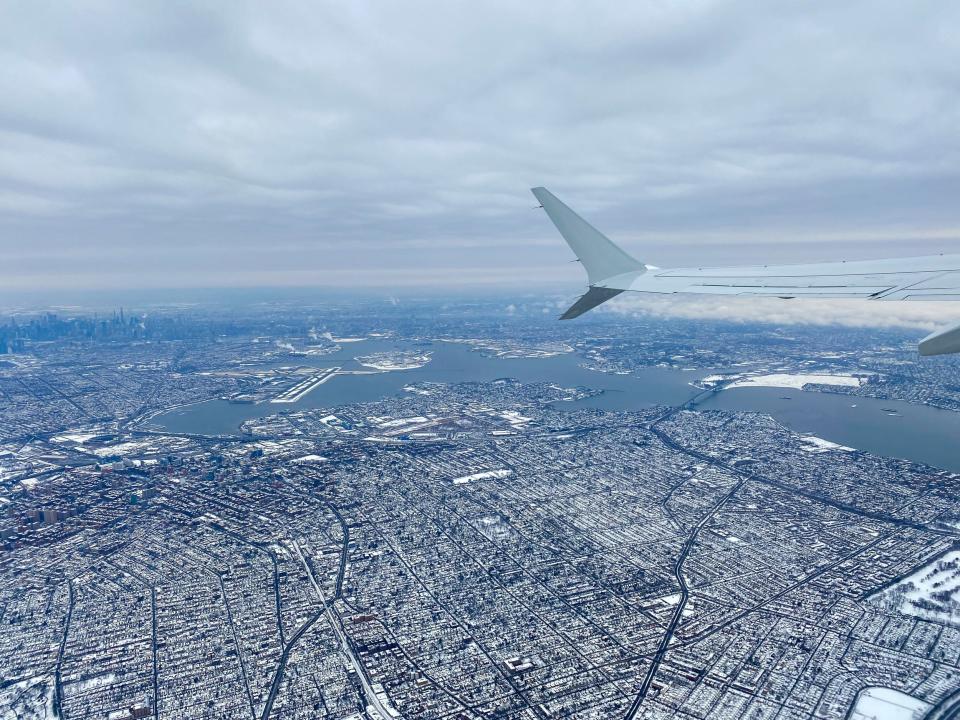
[150,338,960,473]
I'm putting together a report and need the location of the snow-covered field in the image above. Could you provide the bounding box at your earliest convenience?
[88,440,156,457]
[0,674,56,720]
[727,373,863,390]
[799,435,854,453]
[51,432,100,444]
[292,454,327,463]
[850,686,929,720]
[695,372,866,391]
[452,469,512,485]
[356,352,432,370]
[870,550,960,625]
[372,416,429,428]
[500,411,532,427]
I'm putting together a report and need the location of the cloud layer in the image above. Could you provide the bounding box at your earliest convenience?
[604,294,960,332]
[1,1,959,309]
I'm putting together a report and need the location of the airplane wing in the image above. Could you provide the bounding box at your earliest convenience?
[531,186,960,355]
[628,255,960,302]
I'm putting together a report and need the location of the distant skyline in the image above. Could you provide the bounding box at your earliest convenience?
[2,2,959,302]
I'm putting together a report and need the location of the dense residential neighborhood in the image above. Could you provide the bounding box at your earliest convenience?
[1,303,959,719]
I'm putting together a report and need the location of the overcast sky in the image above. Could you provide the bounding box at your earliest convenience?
[2,1,959,311]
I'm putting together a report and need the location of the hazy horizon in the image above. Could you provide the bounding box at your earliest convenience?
[2,1,959,299]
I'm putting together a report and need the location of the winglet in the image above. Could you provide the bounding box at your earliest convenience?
[560,287,625,320]
[532,187,644,286]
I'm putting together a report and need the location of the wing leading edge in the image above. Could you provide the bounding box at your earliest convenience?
[532,186,960,355]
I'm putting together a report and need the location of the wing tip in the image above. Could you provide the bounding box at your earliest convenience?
[559,286,624,320]
[919,321,960,356]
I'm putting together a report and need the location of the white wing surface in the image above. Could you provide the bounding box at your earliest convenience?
[531,186,960,355]
[628,255,960,301]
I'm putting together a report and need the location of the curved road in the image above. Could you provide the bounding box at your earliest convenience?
[625,474,745,718]
[925,687,960,720]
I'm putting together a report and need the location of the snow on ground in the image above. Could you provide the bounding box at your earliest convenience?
[51,432,100,444]
[500,411,532,426]
[850,687,929,720]
[64,672,118,696]
[321,331,365,342]
[356,352,432,371]
[245,440,293,456]
[699,375,726,385]
[870,550,960,625]
[800,436,855,453]
[452,469,512,485]
[0,674,56,720]
[88,440,156,457]
[372,416,429,428]
[440,338,573,358]
[728,373,863,390]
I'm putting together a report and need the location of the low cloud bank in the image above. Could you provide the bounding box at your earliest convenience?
[605,294,960,332]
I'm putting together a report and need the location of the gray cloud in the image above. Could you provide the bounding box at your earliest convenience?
[1,1,959,311]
